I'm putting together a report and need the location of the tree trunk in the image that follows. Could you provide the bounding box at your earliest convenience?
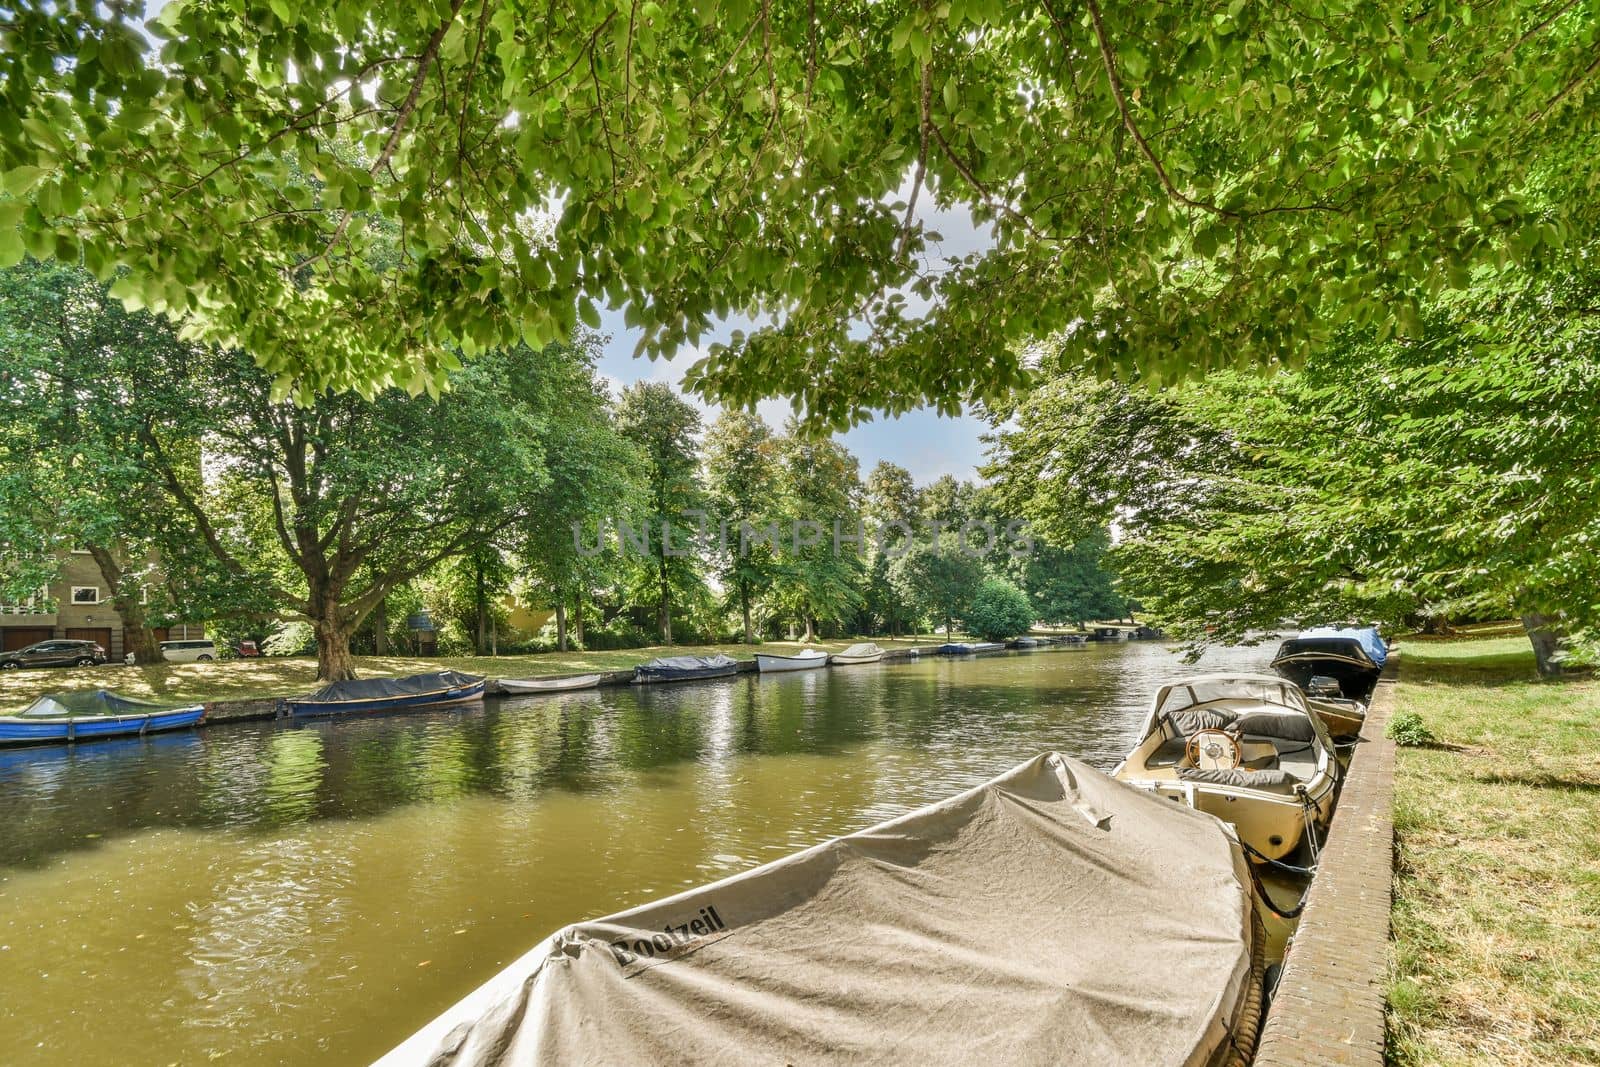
[314,620,357,681]
[86,544,162,665]
[556,601,568,652]
[657,559,672,644]
[373,598,390,655]
[802,616,816,642]
[740,584,753,644]
[1522,612,1562,678]
[475,559,488,655]
[574,599,585,646]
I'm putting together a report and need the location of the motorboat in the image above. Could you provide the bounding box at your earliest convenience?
[286,670,485,717]
[1113,674,1338,862]
[1270,626,1386,703]
[0,690,205,745]
[378,753,1265,1067]
[499,674,602,695]
[755,649,829,672]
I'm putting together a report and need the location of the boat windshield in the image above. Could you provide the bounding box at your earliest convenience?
[1155,677,1308,717]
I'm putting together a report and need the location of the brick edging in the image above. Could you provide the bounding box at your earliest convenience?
[1252,655,1399,1065]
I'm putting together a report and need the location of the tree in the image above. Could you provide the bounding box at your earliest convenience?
[888,535,984,637]
[1019,532,1127,627]
[612,383,705,644]
[5,5,1596,421]
[987,242,1600,676]
[964,579,1034,641]
[771,420,865,641]
[513,352,640,652]
[703,409,780,643]
[861,461,920,635]
[0,259,253,662]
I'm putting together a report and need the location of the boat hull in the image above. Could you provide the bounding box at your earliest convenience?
[287,681,486,717]
[498,674,601,694]
[754,654,828,672]
[0,705,205,746]
[1306,697,1366,738]
[829,652,883,665]
[633,665,738,684]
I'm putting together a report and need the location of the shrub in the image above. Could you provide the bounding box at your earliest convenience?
[963,579,1035,641]
[1386,709,1436,746]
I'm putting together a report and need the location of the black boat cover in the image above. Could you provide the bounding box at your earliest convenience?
[299,670,483,704]
[637,655,738,673]
[18,690,182,719]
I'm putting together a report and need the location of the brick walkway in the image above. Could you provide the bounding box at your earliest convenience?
[1253,659,1398,1065]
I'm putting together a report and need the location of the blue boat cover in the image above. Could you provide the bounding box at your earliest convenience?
[18,690,183,719]
[299,670,483,705]
[638,655,738,672]
[1297,626,1387,668]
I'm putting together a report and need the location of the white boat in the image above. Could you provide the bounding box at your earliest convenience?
[830,642,884,665]
[1112,673,1339,863]
[498,674,602,695]
[755,649,829,672]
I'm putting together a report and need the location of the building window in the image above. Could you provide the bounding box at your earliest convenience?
[71,586,101,605]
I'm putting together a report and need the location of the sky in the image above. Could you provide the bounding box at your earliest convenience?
[590,194,998,487]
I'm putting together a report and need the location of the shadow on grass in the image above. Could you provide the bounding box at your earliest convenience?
[1472,771,1600,793]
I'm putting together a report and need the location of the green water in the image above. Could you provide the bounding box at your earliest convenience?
[0,641,1265,1065]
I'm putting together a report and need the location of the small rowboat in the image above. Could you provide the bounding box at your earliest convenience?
[754,649,829,672]
[499,674,602,695]
[0,690,205,746]
[633,655,740,684]
[830,642,883,665]
[287,670,485,717]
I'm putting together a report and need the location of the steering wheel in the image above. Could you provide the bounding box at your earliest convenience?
[1186,728,1242,771]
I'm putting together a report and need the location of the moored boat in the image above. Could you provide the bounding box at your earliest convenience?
[1270,626,1386,703]
[0,690,205,746]
[754,649,829,672]
[1006,637,1040,649]
[829,642,884,665]
[378,752,1264,1067]
[1113,673,1338,862]
[934,641,1005,655]
[633,654,740,684]
[286,670,485,717]
[498,674,602,695]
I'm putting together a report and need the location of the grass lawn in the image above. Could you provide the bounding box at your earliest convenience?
[1389,635,1600,1065]
[0,636,937,709]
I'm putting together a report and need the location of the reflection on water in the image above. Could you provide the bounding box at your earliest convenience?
[0,641,1266,1066]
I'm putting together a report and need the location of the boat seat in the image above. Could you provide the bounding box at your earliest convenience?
[1178,767,1299,792]
[1145,737,1191,769]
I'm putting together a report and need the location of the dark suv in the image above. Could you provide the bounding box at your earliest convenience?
[0,639,108,670]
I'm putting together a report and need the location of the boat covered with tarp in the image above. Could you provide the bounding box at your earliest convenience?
[0,690,205,745]
[1270,626,1387,702]
[285,670,485,717]
[378,752,1264,1067]
[632,654,739,684]
[830,642,884,665]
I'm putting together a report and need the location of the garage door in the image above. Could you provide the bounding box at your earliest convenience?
[2,627,53,652]
[64,628,114,654]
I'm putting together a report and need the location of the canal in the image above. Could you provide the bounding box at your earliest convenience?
[0,641,1266,1065]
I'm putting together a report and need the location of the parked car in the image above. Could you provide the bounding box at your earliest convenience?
[235,639,261,658]
[0,639,108,670]
[158,639,218,663]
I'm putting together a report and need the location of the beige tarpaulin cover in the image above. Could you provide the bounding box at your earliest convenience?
[380,753,1258,1067]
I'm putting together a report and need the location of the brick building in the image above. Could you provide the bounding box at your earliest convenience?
[0,551,203,660]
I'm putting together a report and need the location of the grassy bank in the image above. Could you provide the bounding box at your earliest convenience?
[0,636,938,709]
[1389,637,1600,1065]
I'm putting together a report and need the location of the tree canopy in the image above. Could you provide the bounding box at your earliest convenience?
[4,3,1597,421]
